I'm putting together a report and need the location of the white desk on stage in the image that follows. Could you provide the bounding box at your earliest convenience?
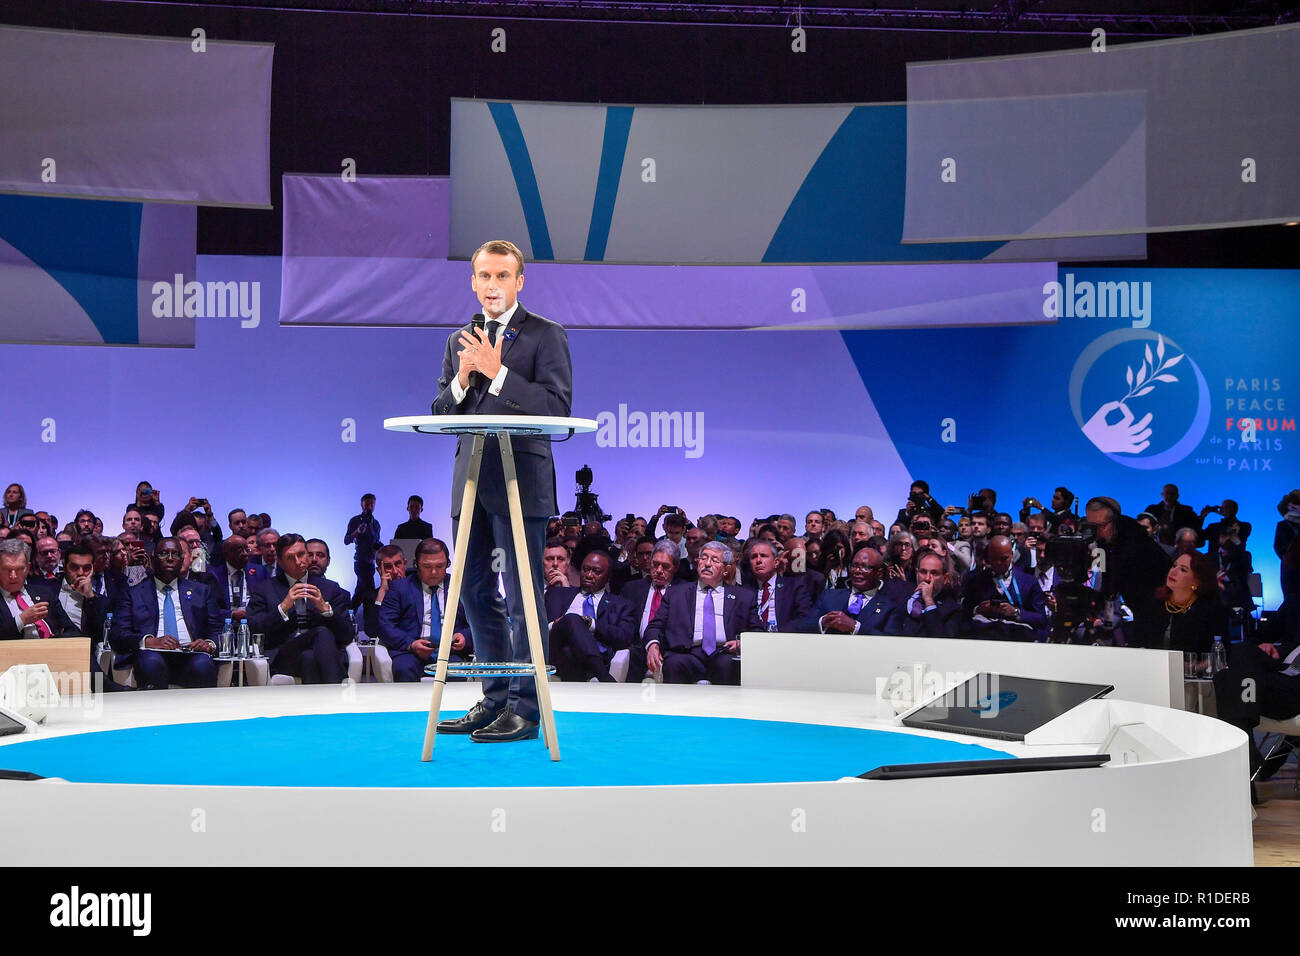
[383,414,598,762]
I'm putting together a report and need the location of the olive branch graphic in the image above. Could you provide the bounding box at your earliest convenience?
[1120,334,1183,403]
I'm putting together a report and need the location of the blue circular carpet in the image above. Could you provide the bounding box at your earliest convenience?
[0,711,1012,788]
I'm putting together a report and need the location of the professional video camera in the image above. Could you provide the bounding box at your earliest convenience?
[573,465,612,526]
[1045,532,1104,644]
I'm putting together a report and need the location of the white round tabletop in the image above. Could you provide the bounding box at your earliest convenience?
[384,414,599,436]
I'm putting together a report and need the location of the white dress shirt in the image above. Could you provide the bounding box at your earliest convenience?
[691,584,727,648]
[4,586,48,638]
[639,584,667,639]
[564,587,605,620]
[449,301,517,404]
[277,574,334,622]
[152,578,192,646]
[226,563,249,608]
[420,580,447,640]
[58,579,86,630]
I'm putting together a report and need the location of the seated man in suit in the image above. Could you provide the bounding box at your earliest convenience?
[378,538,474,682]
[747,538,812,632]
[0,539,79,639]
[545,550,635,682]
[643,541,759,685]
[624,540,681,682]
[795,542,899,636]
[207,534,270,624]
[109,538,222,689]
[543,537,579,591]
[1214,604,1300,783]
[248,533,353,684]
[885,548,965,638]
[960,535,1049,641]
[55,542,131,692]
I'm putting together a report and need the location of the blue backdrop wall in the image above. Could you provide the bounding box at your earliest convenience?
[4,257,1296,606]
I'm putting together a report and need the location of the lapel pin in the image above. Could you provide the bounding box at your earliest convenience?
[503,327,517,341]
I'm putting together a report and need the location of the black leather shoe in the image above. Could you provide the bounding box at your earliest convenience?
[437,701,497,735]
[470,710,540,743]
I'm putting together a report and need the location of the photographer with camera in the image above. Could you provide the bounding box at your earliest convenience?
[1020,486,1075,532]
[170,496,222,557]
[344,493,381,591]
[128,481,165,526]
[1200,498,1251,553]
[894,480,944,528]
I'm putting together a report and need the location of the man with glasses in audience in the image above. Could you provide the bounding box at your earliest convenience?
[109,537,221,690]
[643,541,758,685]
[798,542,899,636]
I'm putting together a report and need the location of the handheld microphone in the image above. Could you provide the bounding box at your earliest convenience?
[468,313,486,388]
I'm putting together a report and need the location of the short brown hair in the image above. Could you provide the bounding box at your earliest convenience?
[471,239,525,276]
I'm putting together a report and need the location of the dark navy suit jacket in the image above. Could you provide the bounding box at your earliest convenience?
[377,574,474,654]
[0,579,79,640]
[544,586,637,652]
[795,585,900,635]
[431,304,573,518]
[961,566,1049,638]
[207,561,272,612]
[247,570,353,653]
[643,581,760,653]
[109,576,222,655]
[751,574,813,631]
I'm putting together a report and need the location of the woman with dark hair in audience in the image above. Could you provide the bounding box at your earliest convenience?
[1151,551,1229,654]
[1276,489,1300,559]
[894,548,964,637]
[129,480,165,525]
[819,529,851,590]
[883,531,917,584]
[3,483,32,530]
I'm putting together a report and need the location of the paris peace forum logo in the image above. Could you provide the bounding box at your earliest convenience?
[1068,329,1210,470]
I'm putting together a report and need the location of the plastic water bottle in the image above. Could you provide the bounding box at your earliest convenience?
[102,612,114,649]
[219,618,234,657]
[348,609,360,643]
[237,619,250,659]
[1211,636,1228,676]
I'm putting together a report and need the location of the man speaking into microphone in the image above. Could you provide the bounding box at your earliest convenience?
[431,239,573,743]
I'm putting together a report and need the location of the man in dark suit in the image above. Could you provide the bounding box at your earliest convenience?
[1145,483,1200,546]
[1214,604,1300,783]
[643,541,760,685]
[393,495,435,540]
[545,550,635,682]
[886,549,964,638]
[54,543,132,692]
[746,538,812,632]
[795,542,899,636]
[378,538,474,682]
[960,536,1049,641]
[624,540,680,682]
[247,534,353,684]
[610,535,654,595]
[207,534,271,623]
[432,239,573,744]
[108,538,222,689]
[0,539,79,640]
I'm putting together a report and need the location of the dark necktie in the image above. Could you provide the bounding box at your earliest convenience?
[761,583,771,624]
